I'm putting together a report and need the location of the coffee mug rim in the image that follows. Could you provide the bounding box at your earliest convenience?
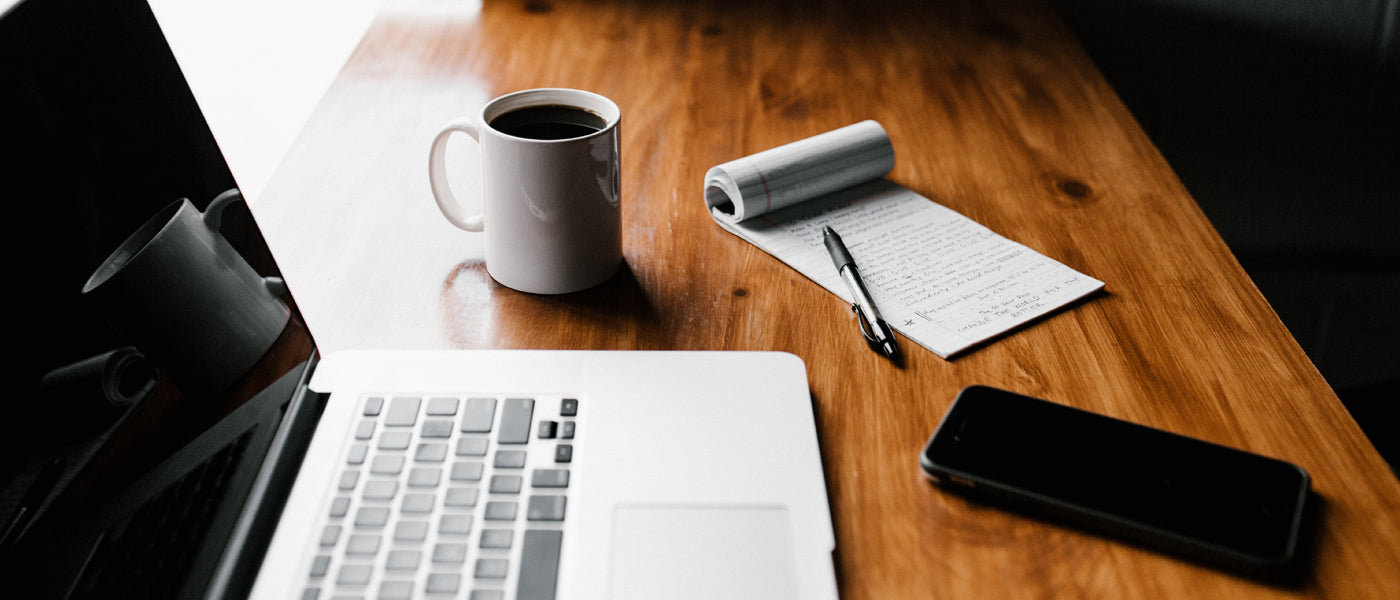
[479,88,620,144]
[82,198,191,294]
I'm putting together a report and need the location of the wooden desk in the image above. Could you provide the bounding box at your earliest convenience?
[252,0,1400,596]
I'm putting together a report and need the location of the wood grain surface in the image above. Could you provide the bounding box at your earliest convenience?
[252,0,1400,597]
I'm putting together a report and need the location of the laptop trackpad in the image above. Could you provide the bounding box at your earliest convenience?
[609,505,799,600]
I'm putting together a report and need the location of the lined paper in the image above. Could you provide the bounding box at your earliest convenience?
[704,122,1104,357]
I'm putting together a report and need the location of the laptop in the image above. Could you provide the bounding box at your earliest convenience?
[2,0,838,598]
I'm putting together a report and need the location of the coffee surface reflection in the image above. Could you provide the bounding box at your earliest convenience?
[489,104,607,140]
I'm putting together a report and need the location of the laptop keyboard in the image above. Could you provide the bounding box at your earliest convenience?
[74,432,254,600]
[303,394,577,600]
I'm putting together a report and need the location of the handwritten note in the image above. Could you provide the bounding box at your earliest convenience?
[705,122,1104,357]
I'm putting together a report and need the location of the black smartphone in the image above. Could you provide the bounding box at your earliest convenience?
[920,385,1311,576]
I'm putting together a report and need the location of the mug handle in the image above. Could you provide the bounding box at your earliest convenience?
[202,187,243,231]
[264,276,288,298]
[428,117,486,232]
[202,188,290,299]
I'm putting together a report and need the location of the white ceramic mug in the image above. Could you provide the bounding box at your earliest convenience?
[428,88,622,294]
[82,189,290,393]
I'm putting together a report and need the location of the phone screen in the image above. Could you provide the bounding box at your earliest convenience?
[921,386,1310,569]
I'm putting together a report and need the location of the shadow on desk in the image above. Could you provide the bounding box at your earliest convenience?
[924,477,1330,590]
[439,260,664,349]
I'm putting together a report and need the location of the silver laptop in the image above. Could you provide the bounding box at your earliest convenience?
[251,350,837,600]
[4,0,837,598]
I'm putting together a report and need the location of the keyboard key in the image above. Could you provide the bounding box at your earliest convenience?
[338,470,359,490]
[439,514,473,535]
[426,573,461,594]
[480,529,512,549]
[490,475,523,494]
[531,469,570,488]
[320,525,341,547]
[394,520,429,542]
[451,462,485,482]
[363,397,384,416]
[474,558,509,579]
[386,549,421,571]
[379,431,412,450]
[408,467,442,488]
[426,397,459,416]
[456,437,489,457]
[421,419,454,438]
[346,533,381,555]
[445,487,480,507]
[337,564,372,585]
[355,420,375,440]
[499,398,534,444]
[401,492,435,514]
[416,443,449,462]
[385,397,422,427]
[471,591,504,600]
[494,450,527,469]
[309,555,331,577]
[484,501,518,521]
[560,398,578,417]
[518,530,563,600]
[461,398,497,433]
[378,580,413,600]
[355,506,390,527]
[363,480,398,500]
[560,421,575,439]
[371,455,405,475]
[433,542,468,565]
[330,496,352,517]
[537,420,558,439]
[554,445,573,463]
[301,587,319,600]
[347,444,369,464]
[526,495,567,521]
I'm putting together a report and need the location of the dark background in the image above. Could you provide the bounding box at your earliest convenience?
[1054,0,1400,469]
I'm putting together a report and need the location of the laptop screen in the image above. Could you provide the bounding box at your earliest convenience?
[2,0,298,546]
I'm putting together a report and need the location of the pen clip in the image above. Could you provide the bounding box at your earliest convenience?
[850,303,881,346]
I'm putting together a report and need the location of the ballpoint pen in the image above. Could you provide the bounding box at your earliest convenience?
[823,226,899,358]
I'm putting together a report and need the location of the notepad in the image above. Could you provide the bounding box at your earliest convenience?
[703,121,1105,358]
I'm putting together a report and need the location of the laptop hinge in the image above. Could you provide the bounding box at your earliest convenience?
[204,353,327,600]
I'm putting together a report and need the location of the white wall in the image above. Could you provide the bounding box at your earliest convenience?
[147,0,381,204]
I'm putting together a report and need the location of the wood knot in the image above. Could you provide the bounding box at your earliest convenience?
[1041,172,1098,205]
[701,24,723,37]
[732,288,748,297]
[524,1,552,14]
[1058,179,1091,199]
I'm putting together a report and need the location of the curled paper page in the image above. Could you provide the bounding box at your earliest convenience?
[39,347,157,432]
[704,120,895,223]
[39,347,156,410]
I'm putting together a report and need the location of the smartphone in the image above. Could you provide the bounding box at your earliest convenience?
[920,385,1311,576]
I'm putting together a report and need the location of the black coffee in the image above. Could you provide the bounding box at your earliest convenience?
[489,105,608,140]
